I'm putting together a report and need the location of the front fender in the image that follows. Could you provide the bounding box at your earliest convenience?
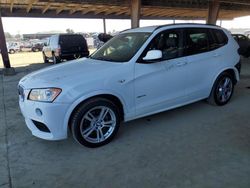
[62,89,129,135]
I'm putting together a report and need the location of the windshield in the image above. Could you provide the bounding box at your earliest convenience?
[90,32,151,62]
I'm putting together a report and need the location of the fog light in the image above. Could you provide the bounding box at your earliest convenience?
[35,108,43,116]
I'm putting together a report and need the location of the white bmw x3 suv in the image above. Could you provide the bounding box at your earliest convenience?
[18,24,241,147]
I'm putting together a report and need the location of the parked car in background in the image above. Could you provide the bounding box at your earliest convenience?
[232,34,250,58]
[7,43,20,54]
[42,34,89,64]
[19,24,240,148]
[20,42,33,52]
[31,42,44,52]
[244,31,250,39]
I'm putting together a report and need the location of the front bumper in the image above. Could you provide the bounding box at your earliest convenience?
[19,91,70,140]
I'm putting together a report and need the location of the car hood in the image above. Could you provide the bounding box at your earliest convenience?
[19,58,124,89]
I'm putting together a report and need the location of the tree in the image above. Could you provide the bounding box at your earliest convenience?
[15,34,22,39]
[4,32,12,39]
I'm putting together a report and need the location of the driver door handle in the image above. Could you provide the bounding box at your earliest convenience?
[176,61,187,66]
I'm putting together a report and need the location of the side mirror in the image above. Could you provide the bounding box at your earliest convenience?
[44,43,48,46]
[143,50,162,61]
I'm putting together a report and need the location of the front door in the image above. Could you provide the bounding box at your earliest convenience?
[134,29,189,117]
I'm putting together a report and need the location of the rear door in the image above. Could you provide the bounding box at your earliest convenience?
[184,28,218,100]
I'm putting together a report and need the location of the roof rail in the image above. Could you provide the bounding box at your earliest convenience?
[154,23,221,31]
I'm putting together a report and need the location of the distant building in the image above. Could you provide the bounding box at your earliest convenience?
[22,33,60,40]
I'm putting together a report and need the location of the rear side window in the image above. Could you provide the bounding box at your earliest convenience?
[209,29,228,50]
[184,28,209,56]
[59,35,88,51]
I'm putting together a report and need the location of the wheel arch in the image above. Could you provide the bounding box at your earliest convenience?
[63,92,126,134]
[208,67,239,98]
[213,67,239,86]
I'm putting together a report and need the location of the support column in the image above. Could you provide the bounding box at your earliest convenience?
[0,12,15,75]
[103,18,106,34]
[206,0,220,25]
[131,0,141,28]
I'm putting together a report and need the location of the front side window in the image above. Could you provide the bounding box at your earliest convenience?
[90,32,150,62]
[185,28,209,56]
[141,29,183,61]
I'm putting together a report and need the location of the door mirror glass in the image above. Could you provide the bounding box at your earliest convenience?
[143,50,162,61]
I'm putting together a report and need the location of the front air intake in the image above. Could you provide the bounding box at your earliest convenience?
[32,120,51,133]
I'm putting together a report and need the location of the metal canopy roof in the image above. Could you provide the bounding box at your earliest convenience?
[0,0,250,20]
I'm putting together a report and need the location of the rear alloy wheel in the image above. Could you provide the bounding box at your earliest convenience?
[71,98,121,147]
[208,72,234,106]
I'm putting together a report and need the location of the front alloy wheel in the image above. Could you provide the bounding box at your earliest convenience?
[71,98,120,147]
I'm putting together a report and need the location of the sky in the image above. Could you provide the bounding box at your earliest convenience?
[2,16,250,35]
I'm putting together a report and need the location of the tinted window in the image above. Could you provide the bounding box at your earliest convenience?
[185,28,209,55]
[238,34,247,41]
[210,29,228,49]
[144,29,183,60]
[59,35,87,50]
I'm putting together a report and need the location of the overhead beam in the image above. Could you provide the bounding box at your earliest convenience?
[27,0,37,13]
[69,6,81,15]
[0,6,245,20]
[56,3,66,14]
[220,0,250,6]
[207,0,220,24]
[81,8,94,15]
[131,0,141,28]
[10,0,14,13]
[42,3,50,14]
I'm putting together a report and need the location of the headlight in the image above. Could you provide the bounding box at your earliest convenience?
[28,88,62,102]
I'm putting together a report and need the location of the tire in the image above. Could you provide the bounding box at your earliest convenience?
[32,48,39,52]
[53,55,61,64]
[9,49,15,54]
[73,53,81,59]
[43,53,49,63]
[207,72,234,106]
[71,98,121,148]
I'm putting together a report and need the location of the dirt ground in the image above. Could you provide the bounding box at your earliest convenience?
[0,49,97,68]
[0,54,250,188]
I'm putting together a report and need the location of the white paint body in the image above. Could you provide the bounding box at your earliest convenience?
[18,24,240,140]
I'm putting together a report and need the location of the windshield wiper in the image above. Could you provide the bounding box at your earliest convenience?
[91,56,116,62]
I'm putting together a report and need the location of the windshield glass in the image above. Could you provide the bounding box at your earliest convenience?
[90,32,151,62]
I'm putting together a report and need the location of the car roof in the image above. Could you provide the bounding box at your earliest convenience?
[122,23,222,34]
